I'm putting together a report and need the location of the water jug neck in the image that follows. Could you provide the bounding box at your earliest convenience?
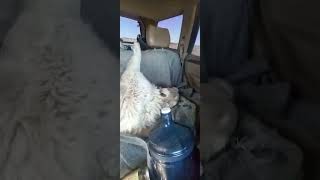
[161,107,173,127]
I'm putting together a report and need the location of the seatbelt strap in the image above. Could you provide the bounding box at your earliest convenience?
[179,37,188,84]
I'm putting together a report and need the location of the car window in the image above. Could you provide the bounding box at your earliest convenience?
[120,16,140,43]
[158,15,183,49]
[192,28,200,56]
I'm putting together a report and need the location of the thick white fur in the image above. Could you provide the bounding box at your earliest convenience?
[0,0,120,179]
[120,42,179,134]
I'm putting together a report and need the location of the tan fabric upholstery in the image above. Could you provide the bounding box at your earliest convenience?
[146,25,170,48]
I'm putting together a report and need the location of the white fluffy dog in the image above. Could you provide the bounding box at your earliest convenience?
[120,42,179,135]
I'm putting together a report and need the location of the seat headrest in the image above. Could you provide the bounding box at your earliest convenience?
[146,25,170,48]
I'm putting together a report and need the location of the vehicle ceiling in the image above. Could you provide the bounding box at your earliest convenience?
[120,0,198,21]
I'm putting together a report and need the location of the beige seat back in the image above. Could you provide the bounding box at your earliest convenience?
[146,25,170,48]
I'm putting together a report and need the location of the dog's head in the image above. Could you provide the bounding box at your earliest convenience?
[158,87,179,108]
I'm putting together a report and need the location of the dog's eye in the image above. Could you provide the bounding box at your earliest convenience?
[160,92,166,97]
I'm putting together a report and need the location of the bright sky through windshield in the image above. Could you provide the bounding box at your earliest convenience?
[120,16,200,46]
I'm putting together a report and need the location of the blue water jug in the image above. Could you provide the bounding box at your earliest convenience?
[147,107,200,180]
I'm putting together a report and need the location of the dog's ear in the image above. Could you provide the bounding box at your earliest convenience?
[171,87,179,94]
[132,41,141,54]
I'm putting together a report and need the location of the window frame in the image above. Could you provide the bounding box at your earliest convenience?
[120,16,142,43]
[187,3,200,57]
[157,14,184,50]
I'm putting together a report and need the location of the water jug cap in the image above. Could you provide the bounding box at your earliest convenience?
[161,107,171,114]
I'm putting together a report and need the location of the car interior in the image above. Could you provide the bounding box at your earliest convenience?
[120,0,200,178]
[120,0,200,94]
